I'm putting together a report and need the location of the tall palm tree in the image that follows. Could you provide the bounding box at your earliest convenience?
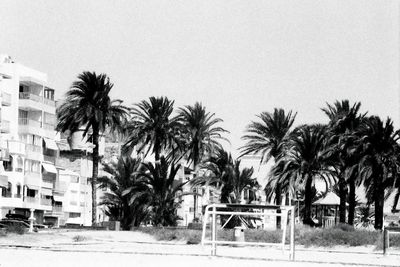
[241,108,296,228]
[322,100,364,224]
[272,125,334,225]
[98,156,146,229]
[123,96,181,161]
[357,116,399,229]
[177,102,228,219]
[57,71,129,225]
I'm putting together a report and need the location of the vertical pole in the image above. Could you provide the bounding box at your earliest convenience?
[281,210,287,252]
[201,206,209,246]
[290,207,295,261]
[383,228,387,255]
[211,205,217,256]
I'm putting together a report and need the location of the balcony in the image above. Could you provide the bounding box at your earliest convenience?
[5,140,25,155]
[40,198,52,206]
[44,205,63,216]
[42,180,54,189]
[18,118,42,136]
[43,155,56,164]
[1,92,11,106]
[25,144,43,161]
[19,92,55,113]
[14,194,22,198]
[54,181,67,193]
[1,120,10,133]
[25,196,39,204]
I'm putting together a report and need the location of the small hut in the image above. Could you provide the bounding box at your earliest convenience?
[312,192,346,227]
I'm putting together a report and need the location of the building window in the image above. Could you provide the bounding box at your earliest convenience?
[69,212,80,218]
[3,156,12,172]
[15,156,23,172]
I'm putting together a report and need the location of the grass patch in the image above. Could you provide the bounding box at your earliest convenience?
[136,227,202,244]
[135,224,400,249]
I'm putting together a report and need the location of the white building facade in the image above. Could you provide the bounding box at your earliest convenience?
[0,55,96,227]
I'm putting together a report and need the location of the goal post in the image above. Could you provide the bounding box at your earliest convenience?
[201,203,295,261]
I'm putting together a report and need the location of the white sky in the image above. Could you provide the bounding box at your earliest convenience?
[1,0,399,155]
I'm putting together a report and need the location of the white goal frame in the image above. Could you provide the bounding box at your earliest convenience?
[201,203,295,261]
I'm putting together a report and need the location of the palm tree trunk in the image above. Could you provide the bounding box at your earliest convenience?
[348,179,356,225]
[91,126,100,226]
[391,187,400,213]
[338,177,347,223]
[275,185,282,229]
[374,182,384,230]
[303,176,314,226]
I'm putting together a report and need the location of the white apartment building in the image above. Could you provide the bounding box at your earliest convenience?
[0,55,96,227]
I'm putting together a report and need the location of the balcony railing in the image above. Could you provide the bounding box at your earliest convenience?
[40,198,52,206]
[53,205,63,212]
[1,120,10,133]
[19,92,56,107]
[18,118,41,128]
[43,155,56,164]
[25,196,39,204]
[26,144,42,153]
[19,92,42,102]
[43,98,55,107]
[42,122,55,131]
[1,92,11,106]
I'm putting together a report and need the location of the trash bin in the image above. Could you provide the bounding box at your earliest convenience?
[233,226,245,244]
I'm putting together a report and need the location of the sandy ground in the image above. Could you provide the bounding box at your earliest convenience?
[0,230,399,267]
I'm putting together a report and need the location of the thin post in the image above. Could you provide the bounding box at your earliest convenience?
[290,207,295,261]
[383,228,387,255]
[201,207,209,245]
[211,205,217,256]
[281,211,287,252]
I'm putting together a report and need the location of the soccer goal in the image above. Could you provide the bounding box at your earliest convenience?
[201,203,295,261]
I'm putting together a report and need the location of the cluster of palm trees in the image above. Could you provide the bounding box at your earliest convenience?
[57,72,228,228]
[57,71,400,230]
[241,102,400,230]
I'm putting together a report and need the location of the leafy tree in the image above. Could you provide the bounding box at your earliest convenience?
[177,102,228,219]
[241,108,296,228]
[272,125,334,225]
[357,116,399,229]
[98,156,146,229]
[123,96,182,161]
[57,71,129,225]
[322,100,364,224]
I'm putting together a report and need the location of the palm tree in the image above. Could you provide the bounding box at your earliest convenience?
[131,157,189,226]
[98,156,146,229]
[240,108,296,228]
[123,96,182,161]
[322,100,364,224]
[57,71,129,225]
[177,102,228,220]
[192,148,258,204]
[272,125,334,225]
[357,116,399,229]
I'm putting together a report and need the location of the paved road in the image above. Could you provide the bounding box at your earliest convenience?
[0,248,395,267]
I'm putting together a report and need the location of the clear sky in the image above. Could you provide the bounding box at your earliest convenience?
[1,0,399,155]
